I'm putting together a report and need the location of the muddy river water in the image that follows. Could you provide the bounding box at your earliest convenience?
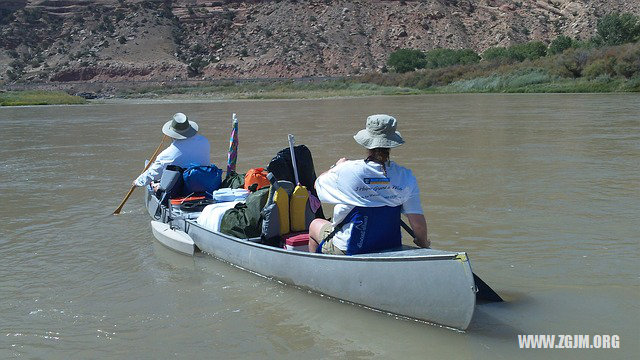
[1,94,638,359]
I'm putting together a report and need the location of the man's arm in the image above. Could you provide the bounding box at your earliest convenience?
[406,213,430,248]
[132,147,173,187]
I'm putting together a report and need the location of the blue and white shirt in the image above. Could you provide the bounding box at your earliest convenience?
[315,160,423,251]
[135,134,210,186]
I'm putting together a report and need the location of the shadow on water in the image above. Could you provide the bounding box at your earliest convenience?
[469,293,532,339]
[151,241,197,270]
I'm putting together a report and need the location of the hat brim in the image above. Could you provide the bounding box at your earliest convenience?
[162,120,198,139]
[354,129,404,149]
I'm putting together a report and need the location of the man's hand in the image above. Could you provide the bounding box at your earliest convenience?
[413,236,431,249]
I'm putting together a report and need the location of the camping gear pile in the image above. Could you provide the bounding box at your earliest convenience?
[204,137,322,247]
[152,130,323,250]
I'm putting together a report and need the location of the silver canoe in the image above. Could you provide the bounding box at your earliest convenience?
[144,189,477,330]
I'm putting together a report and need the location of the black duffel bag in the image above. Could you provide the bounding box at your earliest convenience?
[266,144,325,219]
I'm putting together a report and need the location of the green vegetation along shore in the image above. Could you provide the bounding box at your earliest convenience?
[363,41,640,94]
[0,90,86,106]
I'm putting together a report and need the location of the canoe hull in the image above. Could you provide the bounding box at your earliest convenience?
[144,188,476,330]
[186,221,476,330]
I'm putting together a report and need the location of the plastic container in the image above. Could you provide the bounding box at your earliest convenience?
[283,232,310,252]
[212,188,250,202]
[232,189,250,200]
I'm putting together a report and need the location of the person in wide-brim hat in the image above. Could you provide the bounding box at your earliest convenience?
[308,114,429,256]
[133,113,210,188]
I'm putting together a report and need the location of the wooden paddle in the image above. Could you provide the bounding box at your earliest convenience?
[113,135,168,215]
[400,219,504,302]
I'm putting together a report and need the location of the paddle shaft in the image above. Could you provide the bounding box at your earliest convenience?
[113,134,168,215]
[400,219,503,302]
[287,134,300,185]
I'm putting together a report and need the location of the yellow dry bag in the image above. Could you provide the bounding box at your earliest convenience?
[289,185,309,232]
[273,187,290,235]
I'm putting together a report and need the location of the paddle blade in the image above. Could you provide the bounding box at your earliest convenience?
[113,185,137,215]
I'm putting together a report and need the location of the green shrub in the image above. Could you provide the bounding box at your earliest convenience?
[613,45,640,78]
[573,38,599,49]
[509,41,547,61]
[482,46,509,61]
[115,10,125,22]
[549,35,575,55]
[387,48,426,73]
[6,69,22,81]
[596,12,640,46]
[424,48,480,69]
[567,50,588,77]
[187,57,209,77]
[614,60,638,78]
[623,76,640,91]
[583,58,616,79]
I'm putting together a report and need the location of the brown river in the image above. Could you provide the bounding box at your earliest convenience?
[1,94,638,359]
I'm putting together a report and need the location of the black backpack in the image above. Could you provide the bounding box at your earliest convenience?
[266,144,325,219]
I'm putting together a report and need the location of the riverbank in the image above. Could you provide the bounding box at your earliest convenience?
[0,90,86,106]
[1,67,638,107]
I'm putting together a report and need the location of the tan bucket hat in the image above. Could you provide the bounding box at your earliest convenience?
[353,114,405,149]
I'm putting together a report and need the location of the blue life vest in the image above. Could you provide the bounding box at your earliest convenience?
[182,164,222,196]
[320,205,402,255]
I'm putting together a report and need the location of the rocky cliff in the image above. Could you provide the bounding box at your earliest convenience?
[1,0,638,84]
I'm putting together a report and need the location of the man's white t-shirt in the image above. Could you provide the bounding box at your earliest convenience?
[135,134,211,186]
[314,160,423,251]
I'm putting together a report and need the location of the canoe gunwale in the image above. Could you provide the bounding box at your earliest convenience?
[184,219,465,263]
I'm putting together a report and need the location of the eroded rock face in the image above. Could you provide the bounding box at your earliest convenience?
[1,0,639,83]
[0,0,27,23]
